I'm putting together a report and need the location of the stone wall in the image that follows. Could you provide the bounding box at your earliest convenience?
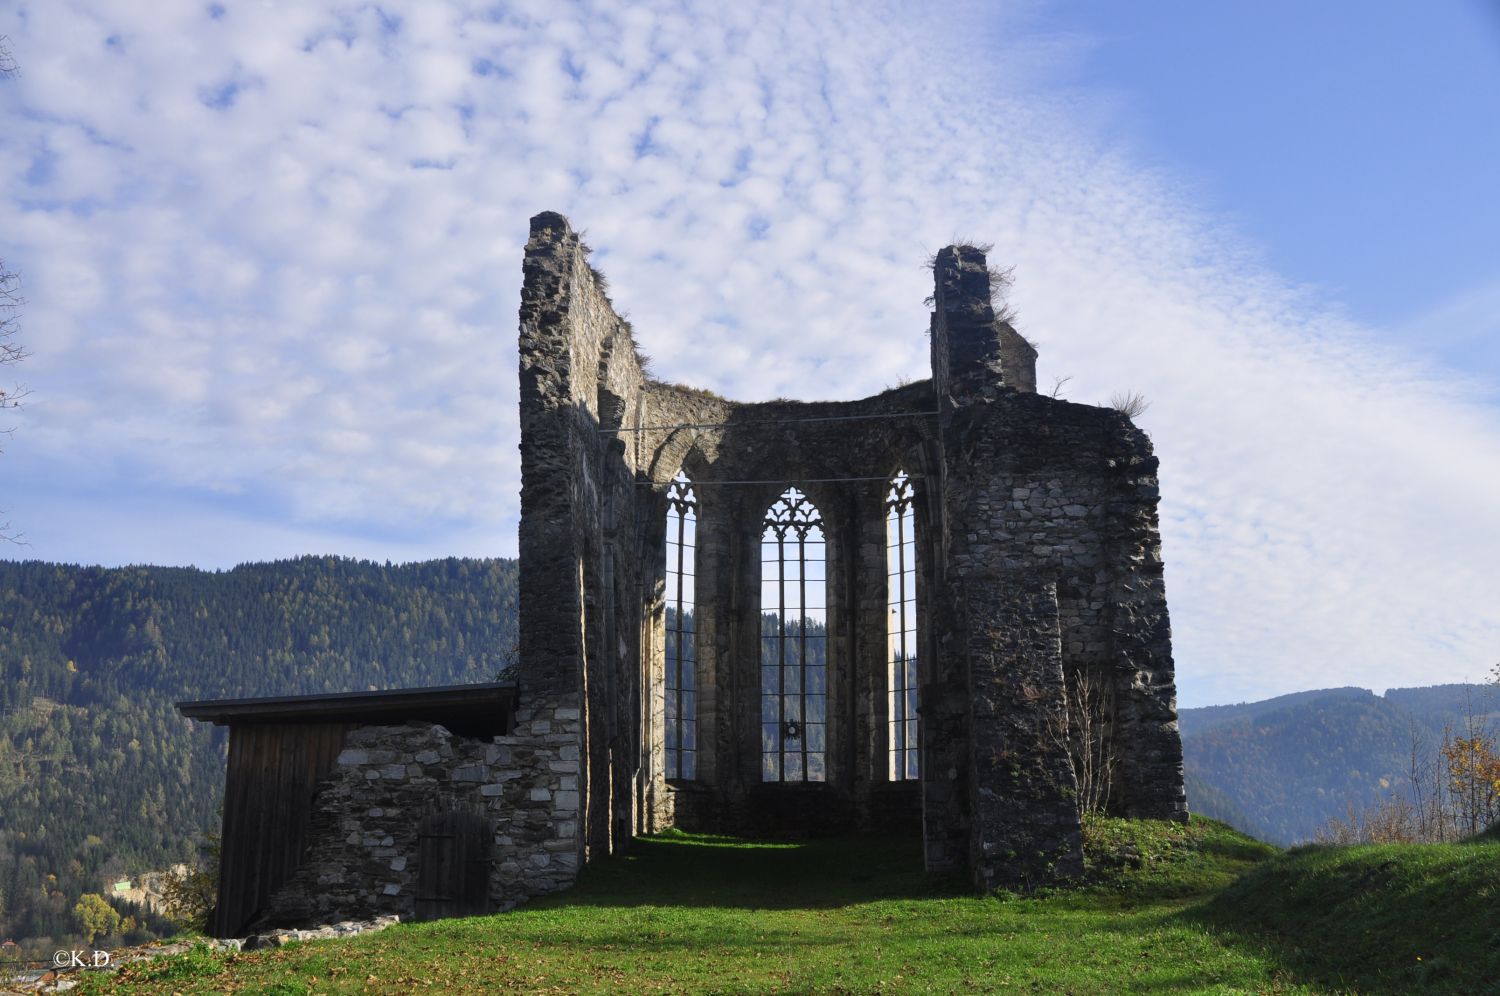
[517,212,653,865]
[259,721,579,927]
[958,576,1084,891]
[507,211,1183,891]
[211,214,1190,936]
[934,391,1187,826]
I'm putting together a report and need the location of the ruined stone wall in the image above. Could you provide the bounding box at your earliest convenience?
[258,722,578,927]
[958,577,1084,890]
[936,392,1186,824]
[514,211,1184,894]
[627,384,939,835]
[917,242,1185,884]
[517,212,653,868]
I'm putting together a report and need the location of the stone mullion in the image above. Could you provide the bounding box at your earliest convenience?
[797,527,809,781]
[776,530,787,780]
[894,503,907,775]
[672,499,686,779]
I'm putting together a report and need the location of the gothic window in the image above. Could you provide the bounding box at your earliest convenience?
[886,471,919,780]
[760,488,827,782]
[664,472,697,780]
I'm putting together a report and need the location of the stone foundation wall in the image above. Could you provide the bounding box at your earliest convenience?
[258,719,579,928]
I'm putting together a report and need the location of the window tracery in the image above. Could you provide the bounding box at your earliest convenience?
[759,488,827,782]
[886,471,919,780]
[664,472,697,780]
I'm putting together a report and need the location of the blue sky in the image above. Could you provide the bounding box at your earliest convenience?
[1,0,1497,706]
[1034,0,1500,377]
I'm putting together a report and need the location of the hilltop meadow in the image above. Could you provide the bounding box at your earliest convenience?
[76,818,1500,995]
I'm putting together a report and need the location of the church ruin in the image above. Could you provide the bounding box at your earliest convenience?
[182,211,1186,934]
[515,211,1185,884]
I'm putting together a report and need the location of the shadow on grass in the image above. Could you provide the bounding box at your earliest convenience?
[528,831,965,911]
[1181,839,1500,996]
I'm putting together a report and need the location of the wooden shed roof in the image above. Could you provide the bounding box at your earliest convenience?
[176,682,517,728]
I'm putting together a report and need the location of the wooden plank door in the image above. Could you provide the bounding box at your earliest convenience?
[415,805,492,921]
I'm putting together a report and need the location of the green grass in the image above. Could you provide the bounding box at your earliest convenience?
[79,819,1498,994]
[1194,834,1500,994]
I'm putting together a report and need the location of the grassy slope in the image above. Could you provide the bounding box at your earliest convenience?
[1195,836,1500,994]
[84,820,1499,994]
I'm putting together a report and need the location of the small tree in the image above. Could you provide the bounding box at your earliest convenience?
[1320,690,1499,844]
[1442,730,1500,838]
[1050,667,1118,815]
[160,824,221,934]
[494,634,519,683]
[1,40,27,543]
[72,893,121,945]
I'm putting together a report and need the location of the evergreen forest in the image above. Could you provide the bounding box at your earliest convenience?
[1181,683,1499,845]
[0,556,517,951]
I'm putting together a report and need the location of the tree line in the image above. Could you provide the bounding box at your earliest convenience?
[1181,682,1500,846]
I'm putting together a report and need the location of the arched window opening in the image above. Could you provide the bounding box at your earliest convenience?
[760,488,827,782]
[886,471,919,780]
[664,472,697,780]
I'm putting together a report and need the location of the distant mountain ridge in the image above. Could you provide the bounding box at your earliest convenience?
[1181,682,1498,845]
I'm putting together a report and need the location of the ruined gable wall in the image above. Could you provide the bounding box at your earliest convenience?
[520,213,1182,889]
[518,212,651,870]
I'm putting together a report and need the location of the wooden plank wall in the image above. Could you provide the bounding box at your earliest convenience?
[213,722,350,937]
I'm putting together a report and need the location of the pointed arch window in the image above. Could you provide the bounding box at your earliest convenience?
[760,488,827,782]
[664,472,697,780]
[887,471,919,780]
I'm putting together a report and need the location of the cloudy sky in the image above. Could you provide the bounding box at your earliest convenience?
[1,0,1497,706]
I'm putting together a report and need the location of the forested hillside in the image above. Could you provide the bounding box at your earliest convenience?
[3,553,1490,949]
[1181,683,1498,845]
[0,556,516,949]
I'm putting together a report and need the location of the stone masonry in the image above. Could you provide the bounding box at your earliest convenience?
[257,720,579,927]
[512,212,1186,892]
[247,213,1187,927]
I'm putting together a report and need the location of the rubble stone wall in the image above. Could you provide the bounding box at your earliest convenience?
[512,214,1183,890]
[228,215,1189,934]
[259,721,579,927]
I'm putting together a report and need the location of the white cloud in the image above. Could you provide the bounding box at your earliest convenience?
[1,0,1496,705]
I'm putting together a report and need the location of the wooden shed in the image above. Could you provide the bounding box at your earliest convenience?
[177,683,517,938]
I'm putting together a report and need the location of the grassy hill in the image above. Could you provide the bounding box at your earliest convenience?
[1196,836,1500,993]
[81,819,1500,994]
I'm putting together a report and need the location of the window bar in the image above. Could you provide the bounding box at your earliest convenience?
[762,488,824,783]
[797,523,809,780]
[895,503,907,771]
[673,494,686,779]
[887,471,918,781]
[777,528,787,779]
[665,474,697,780]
